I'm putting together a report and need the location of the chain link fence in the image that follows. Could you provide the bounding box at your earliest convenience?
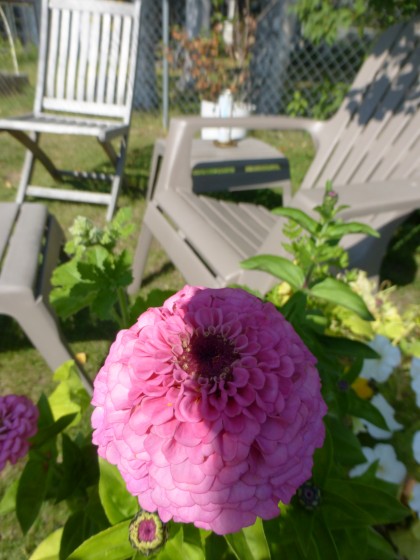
[0,0,375,121]
[0,0,38,97]
[166,0,375,119]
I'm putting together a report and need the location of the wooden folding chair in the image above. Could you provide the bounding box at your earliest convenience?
[0,0,141,221]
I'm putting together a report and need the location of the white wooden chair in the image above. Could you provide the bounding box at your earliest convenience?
[129,18,420,295]
[0,0,141,221]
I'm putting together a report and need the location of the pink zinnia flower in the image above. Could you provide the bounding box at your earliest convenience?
[92,286,327,534]
[0,394,39,471]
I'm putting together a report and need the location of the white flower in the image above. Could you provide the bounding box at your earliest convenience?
[349,443,407,484]
[361,394,404,440]
[410,357,420,408]
[413,431,420,464]
[360,335,401,383]
[409,482,420,516]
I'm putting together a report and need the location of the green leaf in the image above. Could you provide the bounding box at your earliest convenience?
[365,527,398,560]
[325,416,365,467]
[36,393,55,428]
[29,528,63,560]
[315,336,379,360]
[324,479,409,525]
[98,458,138,524]
[30,413,77,449]
[55,434,83,502]
[181,525,205,560]
[204,532,231,560]
[241,255,305,290]
[313,513,340,560]
[60,511,90,560]
[59,496,110,560]
[278,291,308,323]
[308,278,373,320]
[346,390,388,429]
[272,207,319,235]
[322,490,379,529]
[241,519,271,560]
[129,289,175,322]
[289,508,315,557]
[326,222,379,239]
[0,478,18,515]
[16,458,51,534]
[153,523,183,560]
[225,518,271,560]
[66,521,132,560]
[312,426,333,488]
[48,360,90,425]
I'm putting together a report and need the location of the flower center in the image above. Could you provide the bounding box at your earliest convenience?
[179,331,238,381]
[138,519,156,542]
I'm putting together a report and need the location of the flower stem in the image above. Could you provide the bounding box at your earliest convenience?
[117,287,130,329]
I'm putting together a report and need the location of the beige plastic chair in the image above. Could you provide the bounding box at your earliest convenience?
[0,203,92,393]
[129,18,420,295]
[0,0,141,222]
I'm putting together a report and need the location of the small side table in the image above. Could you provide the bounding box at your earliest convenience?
[147,137,290,200]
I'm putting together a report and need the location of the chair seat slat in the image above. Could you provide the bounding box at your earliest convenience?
[0,113,127,138]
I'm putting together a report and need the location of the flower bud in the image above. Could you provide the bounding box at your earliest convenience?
[129,510,168,556]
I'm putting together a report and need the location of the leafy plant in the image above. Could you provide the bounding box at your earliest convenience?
[286,91,309,117]
[168,0,256,102]
[243,183,378,317]
[287,81,349,120]
[50,208,135,329]
[293,0,420,45]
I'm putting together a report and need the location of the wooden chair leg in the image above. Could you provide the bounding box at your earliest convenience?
[106,135,128,222]
[15,132,38,204]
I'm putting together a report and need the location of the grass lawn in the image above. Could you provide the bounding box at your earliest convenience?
[0,79,419,558]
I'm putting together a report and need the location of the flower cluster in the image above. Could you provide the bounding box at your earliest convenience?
[341,272,420,515]
[92,286,327,534]
[0,394,39,471]
[168,1,256,102]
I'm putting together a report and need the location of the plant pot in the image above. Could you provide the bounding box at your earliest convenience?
[200,96,253,142]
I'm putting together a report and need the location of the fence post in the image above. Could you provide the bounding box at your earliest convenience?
[162,0,169,129]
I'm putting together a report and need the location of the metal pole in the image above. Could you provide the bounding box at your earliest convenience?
[162,0,169,130]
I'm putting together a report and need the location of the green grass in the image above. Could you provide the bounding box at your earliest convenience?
[0,76,419,558]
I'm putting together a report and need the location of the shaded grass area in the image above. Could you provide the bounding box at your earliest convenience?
[0,78,419,557]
